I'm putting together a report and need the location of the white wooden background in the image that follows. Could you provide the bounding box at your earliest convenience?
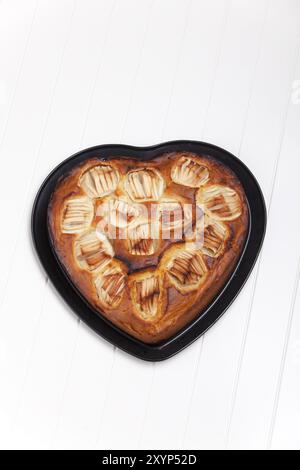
[0,0,299,450]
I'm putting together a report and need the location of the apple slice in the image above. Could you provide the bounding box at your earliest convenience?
[80,164,120,198]
[61,196,94,234]
[171,155,209,187]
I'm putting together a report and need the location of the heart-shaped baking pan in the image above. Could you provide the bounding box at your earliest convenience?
[32,140,266,361]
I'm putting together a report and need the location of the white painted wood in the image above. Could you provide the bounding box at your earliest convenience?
[0,0,299,450]
[0,0,115,449]
[271,260,300,450]
[185,0,300,450]
[228,38,300,449]
[0,0,77,449]
[0,0,38,303]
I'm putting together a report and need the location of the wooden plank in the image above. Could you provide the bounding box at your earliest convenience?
[228,23,300,450]
[0,0,114,449]
[0,0,37,300]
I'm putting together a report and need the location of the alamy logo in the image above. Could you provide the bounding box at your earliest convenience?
[95,200,204,247]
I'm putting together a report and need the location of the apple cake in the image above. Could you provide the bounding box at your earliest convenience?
[48,152,248,343]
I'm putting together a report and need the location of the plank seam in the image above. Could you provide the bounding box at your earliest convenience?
[268,255,300,448]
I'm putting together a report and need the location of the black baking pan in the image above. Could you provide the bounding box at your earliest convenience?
[31,140,266,361]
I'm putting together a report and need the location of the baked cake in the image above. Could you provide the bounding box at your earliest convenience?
[48,152,249,343]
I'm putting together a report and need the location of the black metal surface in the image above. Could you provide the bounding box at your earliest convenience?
[31,140,266,361]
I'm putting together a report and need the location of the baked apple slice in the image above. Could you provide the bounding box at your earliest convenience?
[171,155,209,187]
[161,243,208,293]
[197,184,242,221]
[61,196,94,234]
[93,260,127,309]
[74,230,114,272]
[127,220,159,256]
[79,164,120,198]
[124,167,165,202]
[129,270,165,321]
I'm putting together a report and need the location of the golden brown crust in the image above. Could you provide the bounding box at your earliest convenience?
[48,152,249,343]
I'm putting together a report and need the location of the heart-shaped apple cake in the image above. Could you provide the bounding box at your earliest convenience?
[48,152,248,343]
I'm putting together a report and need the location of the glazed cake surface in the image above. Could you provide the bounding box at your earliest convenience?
[48,152,249,343]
